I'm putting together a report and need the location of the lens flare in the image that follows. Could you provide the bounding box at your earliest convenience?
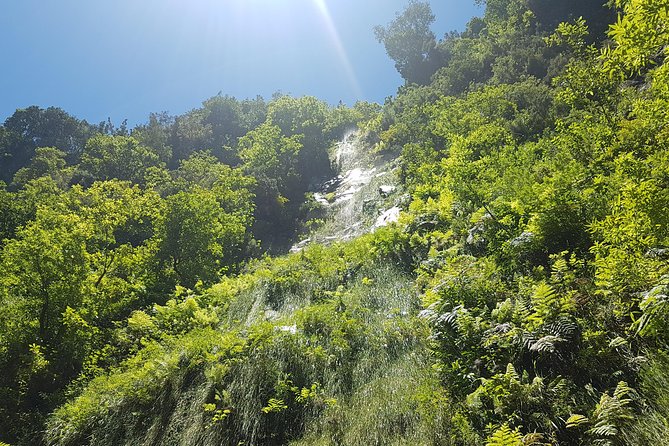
[311,0,363,99]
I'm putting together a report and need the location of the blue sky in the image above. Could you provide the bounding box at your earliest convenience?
[0,0,482,127]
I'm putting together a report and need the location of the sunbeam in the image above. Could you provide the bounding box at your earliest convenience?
[311,0,363,99]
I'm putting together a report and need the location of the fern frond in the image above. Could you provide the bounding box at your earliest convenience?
[566,414,589,429]
[588,381,636,445]
[544,316,578,339]
[522,432,545,445]
[612,381,635,401]
[528,335,564,354]
[608,336,627,349]
[532,282,558,310]
[635,277,669,336]
[525,282,561,329]
[437,305,463,331]
[590,424,618,438]
[547,377,568,395]
[506,363,520,381]
[515,295,532,321]
[486,424,524,446]
[521,330,537,350]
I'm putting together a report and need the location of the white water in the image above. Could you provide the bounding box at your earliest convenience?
[290,131,403,253]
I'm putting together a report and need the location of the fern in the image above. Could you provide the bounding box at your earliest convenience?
[566,414,589,429]
[437,305,463,331]
[634,277,669,337]
[608,336,628,349]
[521,432,546,445]
[544,317,578,340]
[523,316,579,359]
[588,381,636,446]
[521,330,538,351]
[533,282,558,306]
[436,304,479,341]
[515,295,532,321]
[486,424,524,446]
[526,282,559,329]
[528,335,564,354]
[550,255,569,281]
[506,363,520,382]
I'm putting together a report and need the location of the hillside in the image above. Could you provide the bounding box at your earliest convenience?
[2,0,669,445]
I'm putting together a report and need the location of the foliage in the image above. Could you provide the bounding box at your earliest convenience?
[485,424,523,446]
[45,250,425,445]
[157,184,253,287]
[79,134,161,185]
[1,0,669,445]
[0,106,94,183]
[603,0,669,76]
[374,1,442,85]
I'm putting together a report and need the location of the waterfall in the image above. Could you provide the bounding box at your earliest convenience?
[291,131,404,252]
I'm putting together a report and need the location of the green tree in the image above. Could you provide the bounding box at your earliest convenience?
[79,134,162,184]
[168,110,213,167]
[132,112,174,164]
[374,1,442,85]
[238,121,303,243]
[0,180,164,440]
[166,95,267,167]
[267,95,331,183]
[1,207,89,345]
[603,0,669,77]
[0,106,93,182]
[238,121,302,200]
[12,147,72,188]
[158,186,253,288]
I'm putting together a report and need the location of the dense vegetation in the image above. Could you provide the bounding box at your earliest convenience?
[1,0,668,444]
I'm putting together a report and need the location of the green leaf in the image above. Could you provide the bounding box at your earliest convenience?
[566,414,589,429]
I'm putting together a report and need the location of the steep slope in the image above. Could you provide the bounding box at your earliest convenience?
[45,134,451,445]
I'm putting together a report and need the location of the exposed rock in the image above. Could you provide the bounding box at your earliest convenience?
[396,193,411,207]
[276,325,298,334]
[374,206,401,228]
[313,193,330,206]
[322,175,343,192]
[510,231,535,248]
[363,198,377,213]
[264,310,280,320]
[378,185,396,197]
[466,224,485,246]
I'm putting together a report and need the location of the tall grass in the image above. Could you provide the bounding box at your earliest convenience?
[46,252,451,445]
[622,352,669,445]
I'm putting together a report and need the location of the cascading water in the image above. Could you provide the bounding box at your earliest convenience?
[291,131,404,252]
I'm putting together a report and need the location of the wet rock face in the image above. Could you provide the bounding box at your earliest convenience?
[289,238,312,253]
[335,167,378,204]
[290,131,404,253]
[312,193,330,206]
[321,176,342,194]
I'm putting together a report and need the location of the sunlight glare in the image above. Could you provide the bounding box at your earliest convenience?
[311,0,363,98]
